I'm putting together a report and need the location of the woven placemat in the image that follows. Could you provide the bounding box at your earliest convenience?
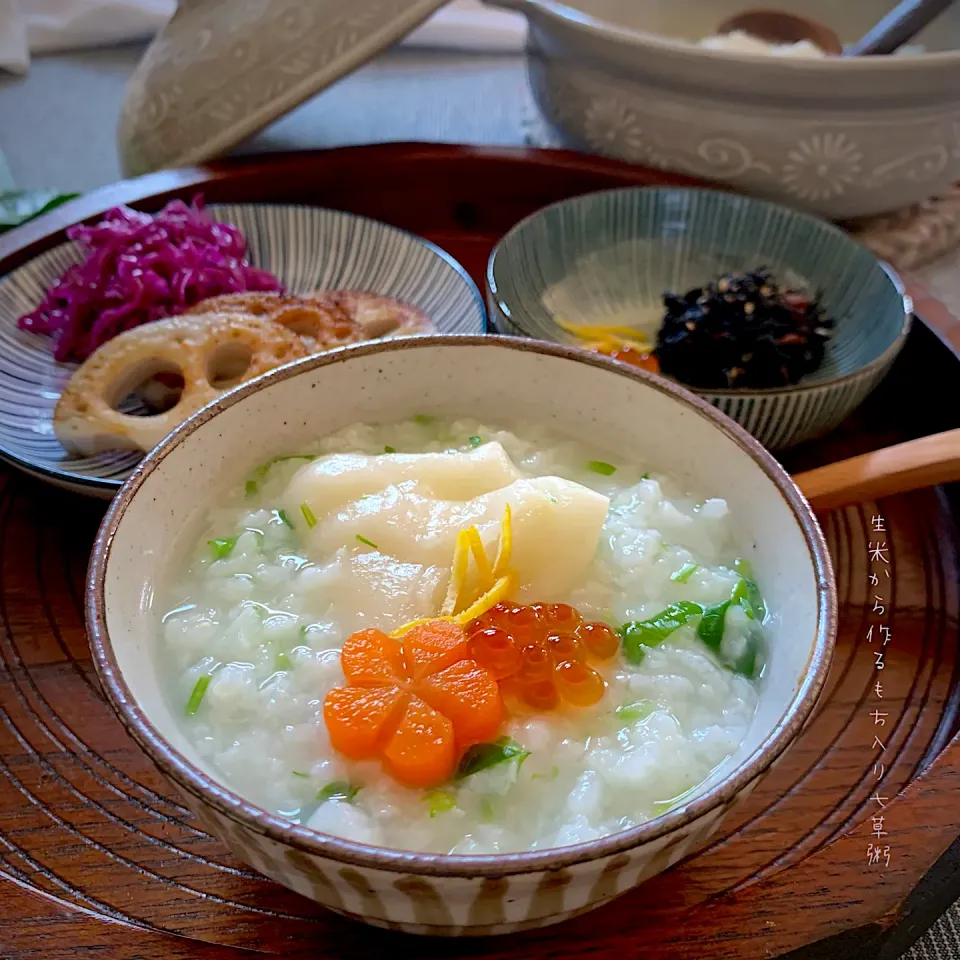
[849,187,960,272]
[519,102,960,274]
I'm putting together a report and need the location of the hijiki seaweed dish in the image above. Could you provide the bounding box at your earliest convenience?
[160,418,767,854]
[560,268,834,390]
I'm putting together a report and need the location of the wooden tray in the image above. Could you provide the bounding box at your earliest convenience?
[1,144,959,960]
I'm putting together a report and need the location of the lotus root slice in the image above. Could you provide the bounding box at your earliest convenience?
[54,313,308,456]
[187,290,435,346]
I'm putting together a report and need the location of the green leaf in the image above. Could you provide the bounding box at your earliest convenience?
[276,509,294,530]
[292,770,309,778]
[317,780,361,804]
[733,557,754,580]
[732,576,766,622]
[728,626,764,679]
[748,581,766,621]
[641,472,650,480]
[355,534,379,549]
[480,797,496,822]
[425,789,457,817]
[618,601,702,664]
[413,414,435,425]
[384,445,396,454]
[587,460,617,476]
[670,562,698,583]
[700,585,765,679]
[275,652,292,671]
[184,675,212,716]
[300,503,317,529]
[531,765,560,781]
[246,455,314,496]
[245,479,258,498]
[469,435,482,447]
[208,536,239,560]
[0,190,79,233]
[455,736,530,781]
[625,644,646,665]
[616,699,655,723]
[697,600,731,651]
[618,577,766,678]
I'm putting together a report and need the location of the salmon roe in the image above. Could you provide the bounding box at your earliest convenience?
[466,602,617,710]
[595,344,660,373]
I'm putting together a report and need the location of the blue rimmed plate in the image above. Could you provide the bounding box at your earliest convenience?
[486,187,912,451]
[0,203,485,498]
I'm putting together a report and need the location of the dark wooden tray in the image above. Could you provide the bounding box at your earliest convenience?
[1,144,959,960]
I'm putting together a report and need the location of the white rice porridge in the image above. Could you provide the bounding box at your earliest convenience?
[160,418,764,854]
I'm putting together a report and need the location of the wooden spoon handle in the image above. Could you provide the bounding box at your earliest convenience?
[843,0,954,56]
[792,428,960,512]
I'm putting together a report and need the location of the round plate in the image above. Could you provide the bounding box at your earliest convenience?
[0,202,485,499]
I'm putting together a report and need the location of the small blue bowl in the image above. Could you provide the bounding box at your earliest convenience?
[486,187,912,451]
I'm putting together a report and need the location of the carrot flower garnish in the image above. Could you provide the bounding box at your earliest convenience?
[323,621,502,787]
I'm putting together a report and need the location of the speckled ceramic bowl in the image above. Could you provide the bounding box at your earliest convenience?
[87,336,835,935]
[487,186,912,451]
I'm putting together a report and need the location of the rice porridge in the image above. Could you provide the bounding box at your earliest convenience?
[160,418,764,854]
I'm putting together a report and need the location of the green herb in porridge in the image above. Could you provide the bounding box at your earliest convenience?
[456,737,530,781]
[426,790,458,817]
[671,562,698,583]
[300,503,317,529]
[616,699,656,723]
[184,674,212,716]
[208,536,238,560]
[317,781,361,804]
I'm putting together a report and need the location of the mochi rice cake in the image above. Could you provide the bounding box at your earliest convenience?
[160,418,765,854]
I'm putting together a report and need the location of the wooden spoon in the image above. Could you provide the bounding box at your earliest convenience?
[792,428,960,512]
[715,0,954,57]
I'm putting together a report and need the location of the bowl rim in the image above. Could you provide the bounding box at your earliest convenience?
[513,0,960,69]
[86,333,837,878]
[486,185,913,398]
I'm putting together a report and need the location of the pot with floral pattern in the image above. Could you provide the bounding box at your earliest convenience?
[485,0,960,219]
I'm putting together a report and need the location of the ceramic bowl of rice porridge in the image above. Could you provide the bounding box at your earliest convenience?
[87,335,835,935]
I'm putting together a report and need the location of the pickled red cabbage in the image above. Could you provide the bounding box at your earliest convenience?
[17,195,282,362]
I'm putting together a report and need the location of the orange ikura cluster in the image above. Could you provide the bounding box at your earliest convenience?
[465,602,619,710]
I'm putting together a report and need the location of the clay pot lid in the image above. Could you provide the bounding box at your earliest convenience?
[117,0,450,176]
